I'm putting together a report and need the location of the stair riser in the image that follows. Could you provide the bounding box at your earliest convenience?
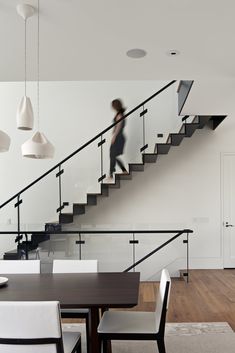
[185,124,199,137]
[129,164,144,172]
[143,155,158,163]
[59,214,73,224]
[87,195,97,205]
[155,145,171,154]
[73,205,85,215]
[170,135,185,146]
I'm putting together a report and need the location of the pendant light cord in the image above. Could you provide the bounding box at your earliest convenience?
[24,19,27,96]
[37,0,40,131]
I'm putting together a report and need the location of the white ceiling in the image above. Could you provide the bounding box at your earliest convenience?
[0,0,235,81]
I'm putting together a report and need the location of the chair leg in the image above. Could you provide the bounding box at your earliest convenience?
[157,338,166,353]
[102,339,108,353]
[85,315,90,353]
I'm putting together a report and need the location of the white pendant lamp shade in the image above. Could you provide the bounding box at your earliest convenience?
[0,130,11,152]
[22,131,54,159]
[17,4,35,20]
[17,96,34,130]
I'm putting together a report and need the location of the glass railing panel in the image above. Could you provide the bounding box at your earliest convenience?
[135,232,187,281]
[61,138,100,213]
[19,170,58,230]
[80,233,133,272]
[125,106,146,165]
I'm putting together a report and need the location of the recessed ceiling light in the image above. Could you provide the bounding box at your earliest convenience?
[166,49,180,56]
[126,48,147,59]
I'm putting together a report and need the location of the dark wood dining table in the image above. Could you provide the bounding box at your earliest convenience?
[0,272,140,353]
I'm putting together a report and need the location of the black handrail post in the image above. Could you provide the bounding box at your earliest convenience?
[16,195,21,235]
[140,105,148,156]
[183,231,189,282]
[57,165,62,215]
[98,135,106,183]
[133,233,135,272]
[56,165,69,216]
[142,105,146,149]
[186,231,189,283]
[75,233,83,260]
[100,135,103,183]
[129,232,139,273]
[25,233,29,260]
[79,233,81,259]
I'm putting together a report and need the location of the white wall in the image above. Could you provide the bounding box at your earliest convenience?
[0,80,179,258]
[0,80,233,278]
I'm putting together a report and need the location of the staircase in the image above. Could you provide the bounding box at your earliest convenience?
[58,114,226,224]
[0,80,227,257]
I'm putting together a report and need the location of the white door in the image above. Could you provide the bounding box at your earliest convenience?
[222,153,235,268]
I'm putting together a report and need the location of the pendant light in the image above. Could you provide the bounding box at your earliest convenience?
[0,130,11,152]
[16,4,34,130]
[22,0,54,159]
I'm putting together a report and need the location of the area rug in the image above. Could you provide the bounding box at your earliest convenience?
[62,322,235,353]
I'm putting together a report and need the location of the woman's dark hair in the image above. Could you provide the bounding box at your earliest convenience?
[111,99,125,113]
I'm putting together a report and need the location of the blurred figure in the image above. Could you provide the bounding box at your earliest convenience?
[109,99,127,180]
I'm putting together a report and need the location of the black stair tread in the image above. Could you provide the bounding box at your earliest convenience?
[143,152,158,156]
[87,192,99,195]
[102,180,120,188]
[156,142,171,146]
[171,132,185,136]
[129,163,144,171]
[115,172,132,180]
[185,122,200,126]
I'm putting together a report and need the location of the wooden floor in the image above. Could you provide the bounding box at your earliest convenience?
[63,270,235,331]
[136,269,235,331]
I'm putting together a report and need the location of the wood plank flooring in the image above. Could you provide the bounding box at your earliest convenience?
[63,270,235,331]
[136,269,235,331]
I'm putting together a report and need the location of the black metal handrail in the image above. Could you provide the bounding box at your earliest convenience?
[0,229,192,235]
[0,80,176,210]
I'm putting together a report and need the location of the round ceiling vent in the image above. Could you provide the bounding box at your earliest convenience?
[166,49,180,56]
[126,48,147,59]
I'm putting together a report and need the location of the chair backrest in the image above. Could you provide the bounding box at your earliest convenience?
[0,301,63,353]
[155,268,171,333]
[0,260,40,274]
[53,259,98,273]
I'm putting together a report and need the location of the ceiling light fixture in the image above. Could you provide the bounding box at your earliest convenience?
[126,48,147,59]
[16,4,34,130]
[0,130,11,152]
[22,0,54,159]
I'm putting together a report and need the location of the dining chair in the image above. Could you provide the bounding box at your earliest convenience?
[0,259,40,274]
[53,259,98,352]
[0,301,81,353]
[98,268,171,353]
[53,259,98,273]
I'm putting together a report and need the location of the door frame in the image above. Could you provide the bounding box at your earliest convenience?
[221,152,235,268]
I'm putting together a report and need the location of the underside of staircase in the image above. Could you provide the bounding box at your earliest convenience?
[57,114,226,225]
